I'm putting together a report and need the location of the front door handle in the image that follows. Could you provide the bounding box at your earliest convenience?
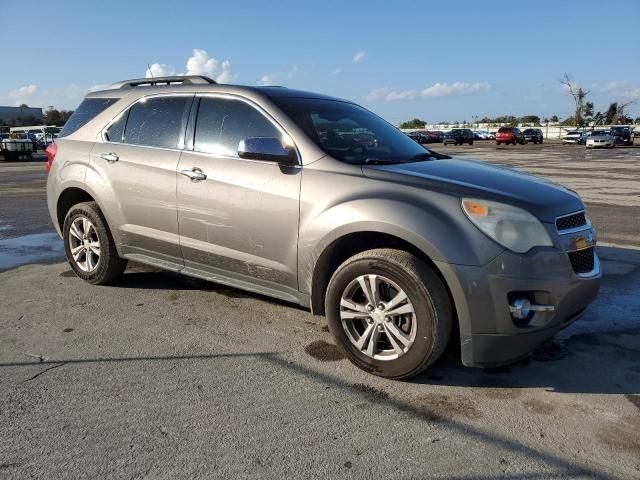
[100,152,119,163]
[180,168,207,181]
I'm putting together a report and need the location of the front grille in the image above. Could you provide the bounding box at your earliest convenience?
[568,247,595,274]
[556,212,587,231]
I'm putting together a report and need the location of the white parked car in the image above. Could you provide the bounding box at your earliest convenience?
[562,130,584,144]
[586,130,615,148]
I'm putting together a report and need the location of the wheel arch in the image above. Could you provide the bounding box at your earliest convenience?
[309,230,457,323]
[56,187,96,232]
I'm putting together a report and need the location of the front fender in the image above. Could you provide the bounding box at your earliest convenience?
[298,197,503,295]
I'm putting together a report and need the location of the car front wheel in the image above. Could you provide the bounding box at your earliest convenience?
[325,249,452,379]
[63,201,127,284]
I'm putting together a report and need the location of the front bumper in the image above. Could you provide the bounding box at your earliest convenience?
[435,246,601,368]
[586,140,614,148]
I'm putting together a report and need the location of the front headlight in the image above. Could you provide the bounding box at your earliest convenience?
[461,198,553,253]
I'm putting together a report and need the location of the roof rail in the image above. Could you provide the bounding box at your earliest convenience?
[108,75,217,90]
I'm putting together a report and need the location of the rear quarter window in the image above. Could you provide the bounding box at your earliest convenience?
[58,98,118,137]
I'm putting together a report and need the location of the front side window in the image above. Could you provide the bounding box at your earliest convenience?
[194,97,281,156]
[123,96,190,149]
[272,97,429,164]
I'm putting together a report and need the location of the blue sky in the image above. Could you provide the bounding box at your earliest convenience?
[1,0,639,123]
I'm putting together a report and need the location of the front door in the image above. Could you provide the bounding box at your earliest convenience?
[177,96,301,301]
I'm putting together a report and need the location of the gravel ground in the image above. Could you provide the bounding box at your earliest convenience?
[1,145,639,479]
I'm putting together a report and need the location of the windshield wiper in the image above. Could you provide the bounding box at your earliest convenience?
[411,151,450,160]
[363,158,403,165]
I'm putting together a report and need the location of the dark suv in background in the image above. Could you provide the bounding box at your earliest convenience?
[610,126,634,146]
[443,128,474,145]
[523,128,543,144]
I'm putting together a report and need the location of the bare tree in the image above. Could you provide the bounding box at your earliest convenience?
[559,73,590,126]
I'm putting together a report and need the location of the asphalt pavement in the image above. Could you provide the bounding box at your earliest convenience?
[1,144,639,479]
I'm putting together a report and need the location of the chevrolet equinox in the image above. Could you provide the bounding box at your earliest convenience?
[46,76,601,379]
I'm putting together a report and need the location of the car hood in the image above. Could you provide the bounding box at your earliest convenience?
[588,135,612,140]
[362,158,583,222]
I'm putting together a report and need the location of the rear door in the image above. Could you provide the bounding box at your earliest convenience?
[176,95,301,301]
[89,94,193,267]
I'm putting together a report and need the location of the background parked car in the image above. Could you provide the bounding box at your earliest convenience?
[431,131,445,143]
[585,130,615,148]
[610,126,634,146]
[562,130,584,144]
[523,128,543,144]
[496,127,525,145]
[406,131,432,145]
[472,130,492,140]
[443,128,474,145]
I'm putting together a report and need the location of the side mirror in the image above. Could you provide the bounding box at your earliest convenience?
[237,137,297,165]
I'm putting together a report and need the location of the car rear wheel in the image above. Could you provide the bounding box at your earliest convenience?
[63,201,127,284]
[325,248,452,379]
[496,141,501,145]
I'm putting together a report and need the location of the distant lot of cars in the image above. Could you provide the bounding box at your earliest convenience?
[404,125,635,149]
[563,126,635,148]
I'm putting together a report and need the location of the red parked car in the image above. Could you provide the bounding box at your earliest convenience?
[496,127,525,145]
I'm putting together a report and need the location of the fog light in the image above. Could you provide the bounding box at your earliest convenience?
[509,298,555,320]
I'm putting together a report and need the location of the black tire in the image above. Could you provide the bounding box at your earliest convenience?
[539,138,543,144]
[469,140,474,145]
[496,141,501,146]
[63,201,127,284]
[325,248,453,380]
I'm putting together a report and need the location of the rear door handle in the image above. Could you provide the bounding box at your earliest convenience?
[180,168,207,181]
[100,152,119,163]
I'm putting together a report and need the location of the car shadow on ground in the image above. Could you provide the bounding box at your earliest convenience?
[59,246,640,397]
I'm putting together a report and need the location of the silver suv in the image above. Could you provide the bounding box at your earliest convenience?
[46,75,601,379]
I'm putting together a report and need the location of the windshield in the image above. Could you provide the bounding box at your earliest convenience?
[272,97,433,164]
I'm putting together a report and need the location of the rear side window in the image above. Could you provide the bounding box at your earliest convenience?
[59,98,117,137]
[194,97,280,156]
[498,127,511,133]
[124,96,191,149]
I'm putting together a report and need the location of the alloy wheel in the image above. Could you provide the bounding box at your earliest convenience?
[68,216,101,272]
[339,274,417,360]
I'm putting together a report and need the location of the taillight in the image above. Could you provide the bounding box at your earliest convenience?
[46,143,57,172]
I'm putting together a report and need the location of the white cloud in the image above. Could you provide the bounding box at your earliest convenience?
[144,49,235,83]
[287,65,299,79]
[352,51,367,63]
[591,81,640,100]
[366,81,491,102]
[145,63,177,78]
[8,84,38,104]
[332,67,342,75]
[366,87,418,101]
[256,65,298,86]
[422,81,491,97]
[256,74,276,86]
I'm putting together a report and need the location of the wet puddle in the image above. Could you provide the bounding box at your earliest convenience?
[0,232,64,270]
